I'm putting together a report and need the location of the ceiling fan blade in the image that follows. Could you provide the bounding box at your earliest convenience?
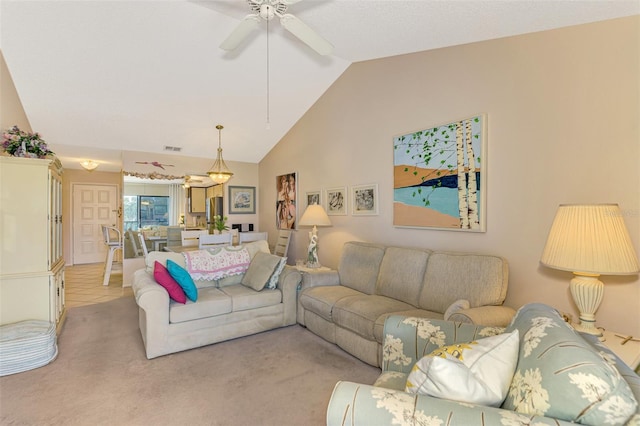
[279,13,333,56]
[220,14,261,51]
[280,0,303,5]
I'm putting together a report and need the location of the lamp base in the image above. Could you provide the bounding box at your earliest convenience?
[306,229,320,269]
[570,273,604,336]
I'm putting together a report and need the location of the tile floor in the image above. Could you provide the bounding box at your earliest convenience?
[64,262,133,308]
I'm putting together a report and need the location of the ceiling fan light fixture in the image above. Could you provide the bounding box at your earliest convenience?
[80,160,98,171]
[207,124,234,184]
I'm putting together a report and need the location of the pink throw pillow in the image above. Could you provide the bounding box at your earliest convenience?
[153,261,187,304]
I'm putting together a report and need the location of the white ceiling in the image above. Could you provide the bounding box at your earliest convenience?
[2,0,638,172]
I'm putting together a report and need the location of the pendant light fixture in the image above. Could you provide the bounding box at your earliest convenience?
[207,124,233,184]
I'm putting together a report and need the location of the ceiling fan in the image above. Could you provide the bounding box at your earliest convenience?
[183,174,207,187]
[220,0,333,56]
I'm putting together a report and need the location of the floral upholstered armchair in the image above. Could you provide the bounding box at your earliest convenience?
[326,303,640,426]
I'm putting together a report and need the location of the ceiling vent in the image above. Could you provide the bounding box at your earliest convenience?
[163,145,182,152]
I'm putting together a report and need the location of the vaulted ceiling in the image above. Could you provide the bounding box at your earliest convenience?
[2,0,638,172]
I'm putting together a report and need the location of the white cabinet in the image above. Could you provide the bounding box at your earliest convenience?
[0,156,65,331]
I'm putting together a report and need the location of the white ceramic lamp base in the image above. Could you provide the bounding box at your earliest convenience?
[570,273,604,336]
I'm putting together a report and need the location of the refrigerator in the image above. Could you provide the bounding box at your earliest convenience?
[206,196,224,233]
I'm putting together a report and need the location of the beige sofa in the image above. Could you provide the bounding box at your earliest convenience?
[132,241,301,359]
[297,241,516,366]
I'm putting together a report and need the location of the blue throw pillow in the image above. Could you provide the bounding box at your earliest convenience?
[166,259,198,302]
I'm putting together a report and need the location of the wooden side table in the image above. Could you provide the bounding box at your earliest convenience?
[597,329,640,371]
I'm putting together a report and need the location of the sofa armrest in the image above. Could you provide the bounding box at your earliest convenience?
[132,269,170,312]
[381,315,505,374]
[326,381,574,426]
[277,266,302,326]
[300,270,340,289]
[132,269,171,359]
[447,305,516,327]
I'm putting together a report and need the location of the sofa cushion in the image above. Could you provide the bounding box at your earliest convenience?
[220,284,282,312]
[299,286,363,322]
[146,251,187,274]
[502,303,638,425]
[375,247,430,306]
[153,261,187,304]
[333,295,414,340]
[241,252,282,291]
[418,252,508,313]
[338,242,386,295]
[166,259,198,302]
[169,287,231,323]
[266,257,287,290]
[216,241,272,288]
[405,329,520,407]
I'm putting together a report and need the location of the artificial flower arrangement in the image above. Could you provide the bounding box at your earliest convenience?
[213,215,229,233]
[2,125,54,158]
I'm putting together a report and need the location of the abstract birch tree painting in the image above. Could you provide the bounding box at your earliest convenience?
[393,115,486,231]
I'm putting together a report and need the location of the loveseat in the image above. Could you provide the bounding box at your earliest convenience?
[132,241,301,359]
[297,241,516,366]
[327,303,640,426]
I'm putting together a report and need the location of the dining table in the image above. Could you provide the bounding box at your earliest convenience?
[145,235,167,252]
[164,245,200,253]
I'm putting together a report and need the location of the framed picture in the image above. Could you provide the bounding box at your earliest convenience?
[351,184,378,216]
[228,186,256,214]
[306,190,321,208]
[276,172,297,229]
[393,114,487,232]
[324,186,347,216]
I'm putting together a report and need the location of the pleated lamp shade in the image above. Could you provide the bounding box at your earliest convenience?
[541,204,639,275]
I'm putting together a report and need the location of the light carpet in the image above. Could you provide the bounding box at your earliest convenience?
[0,296,380,425]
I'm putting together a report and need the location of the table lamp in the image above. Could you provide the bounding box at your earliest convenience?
[540,204,639,335]
[298,204,332,268]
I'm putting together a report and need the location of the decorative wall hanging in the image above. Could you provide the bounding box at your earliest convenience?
[276,172,297,229]
[135,161,174,170]
[393,115,487,232]
[229,186,256,214]
[306,190,321,208]
[123,171,184,180]
[324,186,347,216]
[351,184,378,216]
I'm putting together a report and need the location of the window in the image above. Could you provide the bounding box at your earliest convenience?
[123,196,169,230]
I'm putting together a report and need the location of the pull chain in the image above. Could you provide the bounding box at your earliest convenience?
[266,18,271,130]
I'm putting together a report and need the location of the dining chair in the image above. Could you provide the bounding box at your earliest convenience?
[165,226,183,250]
[238,231,268,244]
[273,229,292,257]
[127,230,143,258]
[138,232,149,257]
[199,233,233,249]
[101,225,123,286]
[181,230,208,247]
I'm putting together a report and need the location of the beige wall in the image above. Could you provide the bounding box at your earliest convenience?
[0,50,31,132]
[259,17,640,335]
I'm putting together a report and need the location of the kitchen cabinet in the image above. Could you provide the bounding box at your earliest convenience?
[189,187,206,213]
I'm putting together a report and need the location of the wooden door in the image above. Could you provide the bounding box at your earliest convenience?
[72,184,119,264]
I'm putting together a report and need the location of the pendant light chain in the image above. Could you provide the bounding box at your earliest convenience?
[266,18,270,130]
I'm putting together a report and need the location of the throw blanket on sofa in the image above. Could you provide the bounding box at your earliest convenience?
[183,246,251,281]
